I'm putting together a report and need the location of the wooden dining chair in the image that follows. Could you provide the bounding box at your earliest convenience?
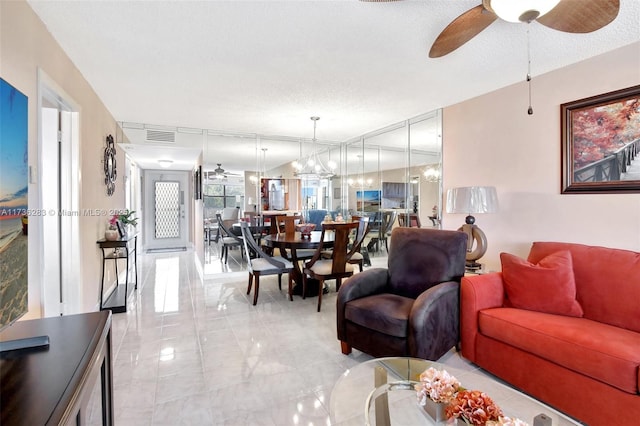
[398,212,422,228]
[275,215,302,235]
[240,222,294,305]
[276,214,315,260]
[216,213,243,264]
[322,216,370,272]
[348,216,371,272]
[302,221,359,312]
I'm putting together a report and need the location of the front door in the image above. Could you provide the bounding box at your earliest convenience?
[143,170,189,251]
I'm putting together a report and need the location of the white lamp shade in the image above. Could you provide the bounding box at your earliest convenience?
[489,0,560,23]
[446,186,498,214]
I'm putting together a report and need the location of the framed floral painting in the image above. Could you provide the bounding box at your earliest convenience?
[561,85,640,194]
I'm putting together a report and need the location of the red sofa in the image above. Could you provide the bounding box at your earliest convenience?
[460,242,640,425]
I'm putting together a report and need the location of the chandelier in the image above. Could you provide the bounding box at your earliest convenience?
[423,165,441,182]
[293,117,336,179]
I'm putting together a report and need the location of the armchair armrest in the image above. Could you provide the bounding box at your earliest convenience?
[408,281,460,361]
[460,272,505,362]
[336,268,389,340]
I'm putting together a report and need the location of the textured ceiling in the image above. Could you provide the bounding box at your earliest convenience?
[27,0,640,172]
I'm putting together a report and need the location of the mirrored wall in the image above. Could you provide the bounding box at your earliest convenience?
[201,109,442,230]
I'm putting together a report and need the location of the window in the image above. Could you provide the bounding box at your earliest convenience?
[203,183,243,219]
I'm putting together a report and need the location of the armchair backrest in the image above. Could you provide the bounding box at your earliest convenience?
[387,227,467,299]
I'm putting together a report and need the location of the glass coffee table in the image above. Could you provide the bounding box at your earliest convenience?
[329,357,582,426]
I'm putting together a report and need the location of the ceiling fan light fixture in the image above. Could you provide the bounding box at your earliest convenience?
[489,0,560,23]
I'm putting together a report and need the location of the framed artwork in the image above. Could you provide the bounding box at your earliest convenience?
[356,190,381,212]
[0,77,29,330]
[561,85,640,194]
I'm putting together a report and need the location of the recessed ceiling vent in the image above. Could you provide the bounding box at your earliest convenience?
[146,130,175,144]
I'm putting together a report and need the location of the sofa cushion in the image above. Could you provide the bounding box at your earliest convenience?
[528,242,640,333]
[479,307,640,394]
[344,294,414,338]
[501,251,583,317]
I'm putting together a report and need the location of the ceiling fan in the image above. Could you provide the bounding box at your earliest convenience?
[428,0,620,58]
[208,163,240,180]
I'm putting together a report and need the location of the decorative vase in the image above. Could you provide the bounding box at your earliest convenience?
[105,229,119,241]
[422,398,447,424]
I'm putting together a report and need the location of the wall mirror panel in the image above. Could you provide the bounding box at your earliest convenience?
[200,109,442,248]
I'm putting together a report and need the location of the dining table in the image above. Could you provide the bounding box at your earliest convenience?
[262,230,334,297]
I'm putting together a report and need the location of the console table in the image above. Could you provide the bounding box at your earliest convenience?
[0,311,114,425]
[97,233,138,313]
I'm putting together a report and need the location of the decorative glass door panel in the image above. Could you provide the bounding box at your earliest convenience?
[154,181,180,239]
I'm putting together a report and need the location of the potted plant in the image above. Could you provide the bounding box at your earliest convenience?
[111,210,138,238]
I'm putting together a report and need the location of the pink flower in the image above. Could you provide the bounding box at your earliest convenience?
[415,367,462,404]
[445,390,503,425]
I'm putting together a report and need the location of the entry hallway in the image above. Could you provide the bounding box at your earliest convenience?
[88,248,560,425]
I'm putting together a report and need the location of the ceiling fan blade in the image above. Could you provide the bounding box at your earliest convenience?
[537,0,619,33]
[429,5,498,58]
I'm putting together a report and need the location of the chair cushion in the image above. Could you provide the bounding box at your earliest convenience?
[309,259,354,276]
[345,294,414,338]
[350,252,363,261]
[222,237,241,245]
[479,307,640,394]
[501,251,583,317]
[251,256,293,272]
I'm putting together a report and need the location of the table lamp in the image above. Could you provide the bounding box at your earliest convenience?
[446,186,498,271]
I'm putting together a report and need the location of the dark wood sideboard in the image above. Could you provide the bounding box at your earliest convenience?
[0,311,113,425]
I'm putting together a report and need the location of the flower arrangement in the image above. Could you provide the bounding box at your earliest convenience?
[415,368,530,426]
[415,367,462,404]
[486,417,531,426]
[108,215,119,230]
[445,390,503,425]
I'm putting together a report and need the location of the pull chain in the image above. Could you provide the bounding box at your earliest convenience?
[527,26,533,115]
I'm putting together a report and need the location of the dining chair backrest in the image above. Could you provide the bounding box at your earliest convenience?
[381,210,397,235]
[351,216,370,254]
[239,222,287,271]
[398,212,421,228]
[216,213,240,239]
[276,215,303,235]
[310,221,359,274]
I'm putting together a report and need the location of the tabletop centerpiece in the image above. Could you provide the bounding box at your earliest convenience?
[295,223,316,238]
[415,367,530,426]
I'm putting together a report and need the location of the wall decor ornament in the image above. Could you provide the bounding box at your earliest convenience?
[561,85,640,194]
[104,134,117,196]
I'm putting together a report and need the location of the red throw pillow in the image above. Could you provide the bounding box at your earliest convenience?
[500,250,583,317]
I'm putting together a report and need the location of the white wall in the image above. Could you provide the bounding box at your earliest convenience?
[443,42,640,272]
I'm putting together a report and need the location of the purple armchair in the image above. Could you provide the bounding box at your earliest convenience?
[337,227,467,360]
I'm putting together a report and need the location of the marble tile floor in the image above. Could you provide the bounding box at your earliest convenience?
[86,249,571,425]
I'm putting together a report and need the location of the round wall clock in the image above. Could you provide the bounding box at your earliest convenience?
[104,134,117,196]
